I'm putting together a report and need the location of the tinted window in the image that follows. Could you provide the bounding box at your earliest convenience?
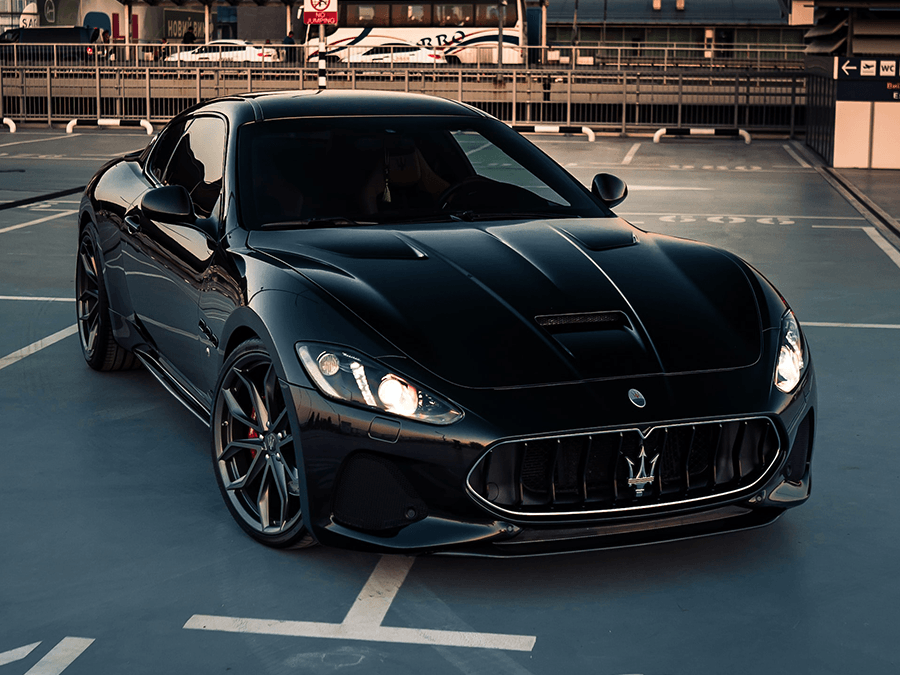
[390,4,432,26]
[435,4,473,26]
[146,118,190,182]
[162,116,227,218]
[237,117,606,230]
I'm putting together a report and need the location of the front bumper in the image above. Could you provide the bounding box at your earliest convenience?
[284,361,816,556]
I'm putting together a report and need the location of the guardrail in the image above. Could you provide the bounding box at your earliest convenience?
[0,65,806,136]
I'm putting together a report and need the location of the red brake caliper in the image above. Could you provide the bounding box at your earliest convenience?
[248,409,259,457]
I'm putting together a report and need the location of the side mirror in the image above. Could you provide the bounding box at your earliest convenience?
[591,173,628,208]
[141,185,194,223]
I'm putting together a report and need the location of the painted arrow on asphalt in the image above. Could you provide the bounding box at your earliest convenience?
[0,639,93,673]
[0,644,40,667]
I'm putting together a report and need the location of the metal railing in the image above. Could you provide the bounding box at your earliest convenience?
[0,64,806,136]
[0,41,807,71]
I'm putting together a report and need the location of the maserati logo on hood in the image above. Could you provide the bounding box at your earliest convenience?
[626,445,659,498]
[628,388,646,408]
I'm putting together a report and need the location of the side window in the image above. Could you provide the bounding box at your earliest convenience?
[162,116,227,218]
[145,118,190,182]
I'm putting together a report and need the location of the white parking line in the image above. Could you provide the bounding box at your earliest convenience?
[622,142,641,165]
[0,296,73,302]
[0,209,78,234]
[620,212,864,220]
[782,144,811,168]
[862,227,900,270]
[342,556,413,627]
[627,186,712,191]
[0,325,78,372]
[24,638,94,675]
[804,322,900,329]
[0,134,82,148]
[184,556,537,651]
[811,225,900,271]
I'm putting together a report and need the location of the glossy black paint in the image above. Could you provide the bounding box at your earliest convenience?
[78,90,816,555]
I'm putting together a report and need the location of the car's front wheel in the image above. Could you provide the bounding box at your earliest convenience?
[211,340,315,548]
[75,228,137,371]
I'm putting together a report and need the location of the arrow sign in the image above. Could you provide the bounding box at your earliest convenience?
[0,643,40,667]
[841,60,857,76]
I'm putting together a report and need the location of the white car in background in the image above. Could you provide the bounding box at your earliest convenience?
[350,43,446,65]
[165,39,282,65]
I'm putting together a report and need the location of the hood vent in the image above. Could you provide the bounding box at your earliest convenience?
[536,311,632,334]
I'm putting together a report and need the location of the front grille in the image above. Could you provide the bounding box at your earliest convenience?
[468,418,779,516]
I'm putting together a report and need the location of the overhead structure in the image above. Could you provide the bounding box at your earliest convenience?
[803,0,900,169]
[798,0,900,55]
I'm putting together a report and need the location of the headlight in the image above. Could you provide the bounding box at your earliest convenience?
[774,310,805,393]
[296,344,463,425]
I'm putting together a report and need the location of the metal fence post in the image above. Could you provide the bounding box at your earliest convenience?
[457,69,463,103]
[0,69,5,120]
[46,66,51,126]
[146,67,151,121]
[790,75,797,140]
[116,69,122,118]
[196,68,201,104]
[621,72,627,135]
[566,72,572,126]
[512,72,517,125]
[734,74,740,127]
[95,64,101,119]
[677,73,683,128]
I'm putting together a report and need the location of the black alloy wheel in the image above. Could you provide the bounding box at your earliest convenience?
[212,340,315,548]
[75,229,137,371]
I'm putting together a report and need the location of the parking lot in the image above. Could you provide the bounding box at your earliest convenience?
[1,127,899,675]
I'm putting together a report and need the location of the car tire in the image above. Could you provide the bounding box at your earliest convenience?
[75,228,138,371]
[211,339,316,549]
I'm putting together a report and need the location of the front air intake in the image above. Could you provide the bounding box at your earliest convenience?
[468,417,780,518]
[333,453,427,532]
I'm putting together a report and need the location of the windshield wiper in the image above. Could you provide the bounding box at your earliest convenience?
[259,217,376,230]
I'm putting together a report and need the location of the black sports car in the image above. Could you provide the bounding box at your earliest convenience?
[76,90,815,555]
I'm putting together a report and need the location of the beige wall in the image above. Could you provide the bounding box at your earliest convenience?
[833,100,900,170]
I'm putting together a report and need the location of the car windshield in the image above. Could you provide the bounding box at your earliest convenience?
[236,116,609,230]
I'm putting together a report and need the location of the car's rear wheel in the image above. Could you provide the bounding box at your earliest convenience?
[75,228,137,371]
[211,340,315,549]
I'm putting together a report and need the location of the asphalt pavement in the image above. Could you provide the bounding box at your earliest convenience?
[1,126,899,675]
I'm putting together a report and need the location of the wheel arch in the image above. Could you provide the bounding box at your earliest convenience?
[223,325,260,359]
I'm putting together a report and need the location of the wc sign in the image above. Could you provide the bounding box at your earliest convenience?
[304,0,338,24]
[880,61,897,77]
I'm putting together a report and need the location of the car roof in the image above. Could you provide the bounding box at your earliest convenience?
[227,90,487,121]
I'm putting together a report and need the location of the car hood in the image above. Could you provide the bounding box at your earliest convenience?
[248,218,762,389]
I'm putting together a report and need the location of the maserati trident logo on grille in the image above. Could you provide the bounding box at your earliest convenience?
[628,388,646,408]
[626,445,659,497]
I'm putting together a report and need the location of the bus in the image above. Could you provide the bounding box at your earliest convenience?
[300,0,525,65]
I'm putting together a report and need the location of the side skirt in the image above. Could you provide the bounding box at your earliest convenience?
[132,346,211,427]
